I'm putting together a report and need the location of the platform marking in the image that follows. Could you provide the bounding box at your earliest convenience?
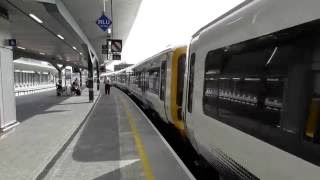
[117,89,196,180]
[119,96,155,180]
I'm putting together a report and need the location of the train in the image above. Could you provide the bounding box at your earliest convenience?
[109,46,187,136]
[109,0,320,179]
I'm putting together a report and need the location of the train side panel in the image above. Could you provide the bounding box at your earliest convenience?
[184,0,320,179]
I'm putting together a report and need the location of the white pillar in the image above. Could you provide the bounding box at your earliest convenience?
[0,15,18,132]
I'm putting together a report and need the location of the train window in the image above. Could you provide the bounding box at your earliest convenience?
[187,53,195,113]
[148,68,160,94]
[223,47,275,75]
[203,43,297,128]
[130,73,135,85]
[143,71,148,91]
[305,71,320,142]
[176,54,186,106]
[137,72,142,88]
[160,60,167,100]
[203,50,225,117]
[305,42,320,143]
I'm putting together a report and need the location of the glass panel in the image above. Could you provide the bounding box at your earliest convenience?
[160,60,167,100]
[176,54,186,106]
[187,53,195,113]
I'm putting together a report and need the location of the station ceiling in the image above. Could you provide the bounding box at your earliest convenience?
[0,0,142,68]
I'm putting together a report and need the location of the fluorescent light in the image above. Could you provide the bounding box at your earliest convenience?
[22,70,35,73]
[72,46,77,50]
[29,14,43,24]
[57,34,64,40]
[40,52,45,55]
[17,46,26,50]
[107,28,112,34]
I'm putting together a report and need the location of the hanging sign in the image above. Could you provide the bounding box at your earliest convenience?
[112,54,121,60]
[96,14,112,31]
[101,44,108,54]
[110,39,122,52]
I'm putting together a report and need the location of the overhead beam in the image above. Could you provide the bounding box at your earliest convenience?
[54,0,99,62]
[13,48,87,69]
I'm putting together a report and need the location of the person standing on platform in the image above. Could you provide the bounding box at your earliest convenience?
[104,76,111,95]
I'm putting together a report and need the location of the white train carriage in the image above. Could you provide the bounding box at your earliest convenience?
[128,48,172,123]
[113,68,128,91]
[119,46,187,132]
[183,0,320,179]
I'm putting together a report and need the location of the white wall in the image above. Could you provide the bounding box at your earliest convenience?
[0,16,17,130]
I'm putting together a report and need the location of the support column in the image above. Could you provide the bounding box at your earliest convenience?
[58,70,62,84]
[79,71,82,88]
[96,61,100,91]
[87,52,94,102]
[51,63,65,86]
[0,14,18,132]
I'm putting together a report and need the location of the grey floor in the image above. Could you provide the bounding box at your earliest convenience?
[16,89,71,122]
[44,87,193,180]
[0,88,100,180]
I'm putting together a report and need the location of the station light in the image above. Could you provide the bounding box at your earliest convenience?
[80,52,83,55]
[39,52,45,55]
[17,46,26,50]
[57,34,64,40]
[29,14,43,24]
[22,70,35,73]
[107,28,112,34]
[72,46,77,50]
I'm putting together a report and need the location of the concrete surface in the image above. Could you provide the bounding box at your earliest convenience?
[44,87,192,180]
[0,87,100,180]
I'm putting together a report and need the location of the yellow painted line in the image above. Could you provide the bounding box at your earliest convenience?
[118,96,155,180]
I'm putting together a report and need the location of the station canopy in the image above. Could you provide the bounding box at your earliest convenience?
[0,0,142,68]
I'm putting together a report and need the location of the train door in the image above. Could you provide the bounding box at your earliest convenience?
[160,56,170,123]
[183,52,198,149]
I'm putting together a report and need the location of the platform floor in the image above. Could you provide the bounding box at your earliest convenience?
[0,87,100,180]
[44,87,194,180]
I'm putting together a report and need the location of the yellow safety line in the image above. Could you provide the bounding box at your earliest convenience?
[118,96,155,180]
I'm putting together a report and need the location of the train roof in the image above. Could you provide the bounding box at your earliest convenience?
[192,0,253,38]
[107,45,186,75]
[191,0,320,51]
[132,45,186,70]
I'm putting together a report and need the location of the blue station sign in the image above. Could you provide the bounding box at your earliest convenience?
[96,14,112,32]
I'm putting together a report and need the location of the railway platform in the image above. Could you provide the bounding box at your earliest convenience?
[0,88,100,180]
[42,87,195,180]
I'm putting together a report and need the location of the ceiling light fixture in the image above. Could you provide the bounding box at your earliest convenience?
[29,14,43,24]
[17,46,26,50]
[57,34,64,40]
[72,46,77,50]
[40,52,45,55]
